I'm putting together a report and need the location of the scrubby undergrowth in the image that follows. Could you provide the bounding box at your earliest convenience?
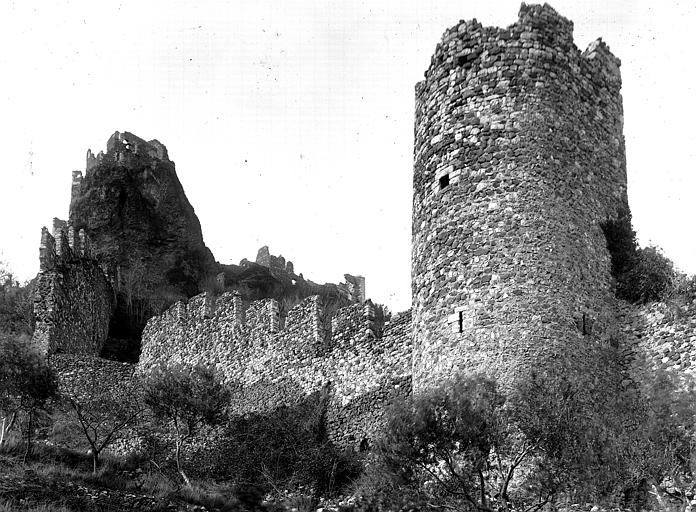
[0,437,311,512]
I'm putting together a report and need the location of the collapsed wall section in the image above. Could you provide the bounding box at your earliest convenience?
[139,292,412,446]
[412,3,627,390]
[32,222,114,355]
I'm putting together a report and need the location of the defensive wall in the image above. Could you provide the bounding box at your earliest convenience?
[622,298,696,389]
[412,3,627,390]
[139,292,412,446]
[32,219,114,356]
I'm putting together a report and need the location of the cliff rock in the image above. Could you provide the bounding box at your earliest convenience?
[69,131,216,349]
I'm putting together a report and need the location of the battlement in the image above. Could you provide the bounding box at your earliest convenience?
[517,2,574,46]
[420,2,620,97]
[86,131,169,172]
[152,291,387,356]
[582,38,622,87]
[140,289,412,446]
[38,219,92,272]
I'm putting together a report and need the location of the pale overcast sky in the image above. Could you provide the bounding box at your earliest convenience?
[0,1,694,311]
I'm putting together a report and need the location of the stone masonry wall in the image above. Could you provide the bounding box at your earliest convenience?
[50,353,135,392]
[621,299,696,387]
[32,222,114,355]
[139,293,412,446]
[412,3,627,391]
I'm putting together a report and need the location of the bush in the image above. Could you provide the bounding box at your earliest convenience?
[601,211,676,303]
[0,262,34,336]
[195,390,361,500]
[619,246,675,304]
[0,335,57,461]
[362,374,576,511]
[355,371,694,511]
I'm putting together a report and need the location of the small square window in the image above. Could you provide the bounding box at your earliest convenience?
[439,174,450,190]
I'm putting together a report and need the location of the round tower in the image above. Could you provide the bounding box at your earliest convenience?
[412,4,628,391]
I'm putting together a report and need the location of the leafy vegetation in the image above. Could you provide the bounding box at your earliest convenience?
[199,390,361,505]
[347,372,696,511]
[0,335,57,461]
[601,210,676,303]
[0,261,33,336]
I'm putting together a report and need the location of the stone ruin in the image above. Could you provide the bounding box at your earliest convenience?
[29,3,696,448]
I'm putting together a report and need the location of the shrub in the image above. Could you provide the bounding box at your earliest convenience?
[201,391,361,500]
[0,262,34,336]
[368,374,577,511]
[359,372,684,511]
[641,370,696,495]
[601,211,676,303]
[619,246,675,304]
[0,335,57,461]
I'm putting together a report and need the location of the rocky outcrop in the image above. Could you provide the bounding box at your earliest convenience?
[71,132,216,296]
[69,132,217,350]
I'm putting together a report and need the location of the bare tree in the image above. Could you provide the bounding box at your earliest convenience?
[142,363,230,487]
[60,362,144,474]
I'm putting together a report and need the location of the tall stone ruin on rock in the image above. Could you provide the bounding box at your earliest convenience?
[412,4,627,390]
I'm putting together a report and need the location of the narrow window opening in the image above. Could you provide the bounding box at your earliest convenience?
[458,311,464,333]
[439,174,450,190]
[581,313,594,336]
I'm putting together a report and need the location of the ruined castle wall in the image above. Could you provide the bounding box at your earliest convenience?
[50,353,135,392]
[412,4,627,390]
[326,310,413,446]
[139,293,412,445]
[622,300,696,387]
[32,227,114,355]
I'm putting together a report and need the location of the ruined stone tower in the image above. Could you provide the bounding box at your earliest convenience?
[412,4,628,390]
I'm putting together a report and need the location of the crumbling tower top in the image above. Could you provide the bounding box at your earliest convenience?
[86,130,170,172]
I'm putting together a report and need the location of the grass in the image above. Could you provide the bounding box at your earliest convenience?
[0,436,252,511]
[0,500,73,512]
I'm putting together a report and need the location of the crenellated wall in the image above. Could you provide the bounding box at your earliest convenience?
[32,221,114,356]
[139,293,411,446]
